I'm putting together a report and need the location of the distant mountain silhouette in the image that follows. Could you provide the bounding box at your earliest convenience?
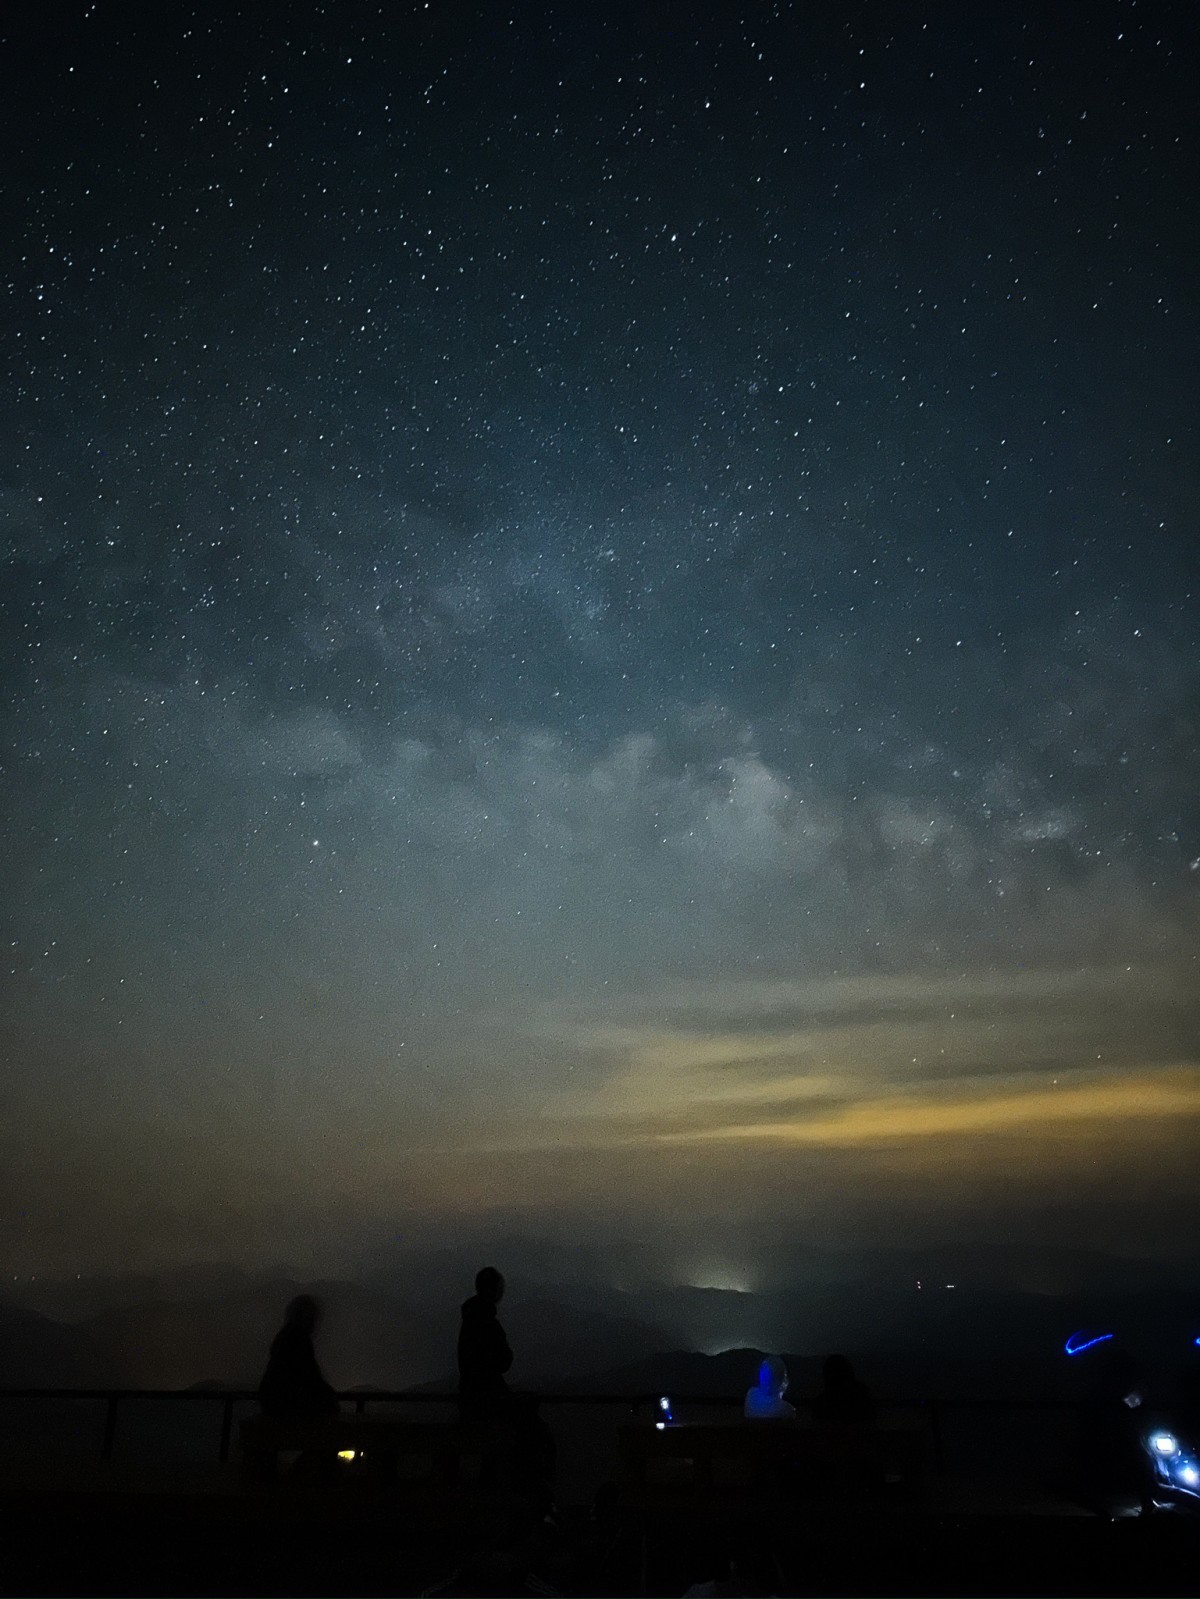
[11,1264,267,1325]
[789,1242,1200,1297]
[80,1279,445,1390]
[4,1254,1197,1400]
[500,1295,672,1388]
[0,1299,104,1386]
[0,1277,672,1394]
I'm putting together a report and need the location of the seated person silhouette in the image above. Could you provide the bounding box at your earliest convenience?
[744,1355,796,1421]
[259,1294,339,1420]
[457,1267,555,1509]
[811,1353,876,1425]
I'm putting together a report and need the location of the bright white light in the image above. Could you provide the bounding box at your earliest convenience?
[655,1421,665,1431]
[1178,1463,1199,1487]
[1150,1432,1178,1456]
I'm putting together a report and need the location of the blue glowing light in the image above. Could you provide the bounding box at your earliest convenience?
[1064,1330,1114,1356]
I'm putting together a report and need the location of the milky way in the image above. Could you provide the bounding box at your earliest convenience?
[2,2,1196,1277]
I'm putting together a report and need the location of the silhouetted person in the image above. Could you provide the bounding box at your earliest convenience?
[456,1267,556,1512]
[744,1355,796,1421]
[811,1354,875,1425]
[259,1294,339,1421]
[458,1267,514,1409]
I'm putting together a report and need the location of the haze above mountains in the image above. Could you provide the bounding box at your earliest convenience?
[3,1244,1197,1401]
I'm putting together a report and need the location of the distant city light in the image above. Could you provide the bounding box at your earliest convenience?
[337,1449,357,1462]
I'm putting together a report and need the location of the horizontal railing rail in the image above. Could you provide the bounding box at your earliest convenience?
[0,1388,711,1465]
[0,1386,1091,1471]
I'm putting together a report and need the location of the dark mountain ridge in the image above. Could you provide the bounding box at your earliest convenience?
[2,1262,1196,1399]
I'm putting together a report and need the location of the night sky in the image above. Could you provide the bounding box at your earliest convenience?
[3,1,1197,1284]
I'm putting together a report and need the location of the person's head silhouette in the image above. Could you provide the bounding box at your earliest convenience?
[757,1354,788,1399]
[475,1266,505,1304]
[823,1353,856,1390]
[284,1294,322,1334]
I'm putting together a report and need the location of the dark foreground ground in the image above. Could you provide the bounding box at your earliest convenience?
[0,1482,1197,1598]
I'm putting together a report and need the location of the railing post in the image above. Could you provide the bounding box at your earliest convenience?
[219,1397,235,1463]
[101,1396,120,1462]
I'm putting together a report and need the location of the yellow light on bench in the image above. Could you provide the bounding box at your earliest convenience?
[337,1449,357,1462]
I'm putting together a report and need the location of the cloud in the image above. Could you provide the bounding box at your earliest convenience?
[499,964,1200,1164]
[649,1065,1200,1149]
[240,708,364,775]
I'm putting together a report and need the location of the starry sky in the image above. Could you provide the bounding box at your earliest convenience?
[2,0,1197,1282]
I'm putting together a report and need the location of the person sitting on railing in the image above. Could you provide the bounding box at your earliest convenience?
[744,1355,796,1421]
[811,1354,876,1426]
[259,1294,339,1421]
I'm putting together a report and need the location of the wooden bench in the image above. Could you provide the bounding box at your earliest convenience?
[239,1413,514,1490]
[619,1412,931,1511]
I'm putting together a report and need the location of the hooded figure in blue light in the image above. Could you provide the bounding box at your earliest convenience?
[744,1353,796,1420]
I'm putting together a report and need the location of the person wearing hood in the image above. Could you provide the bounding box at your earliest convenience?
[744,1354,796,1421]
